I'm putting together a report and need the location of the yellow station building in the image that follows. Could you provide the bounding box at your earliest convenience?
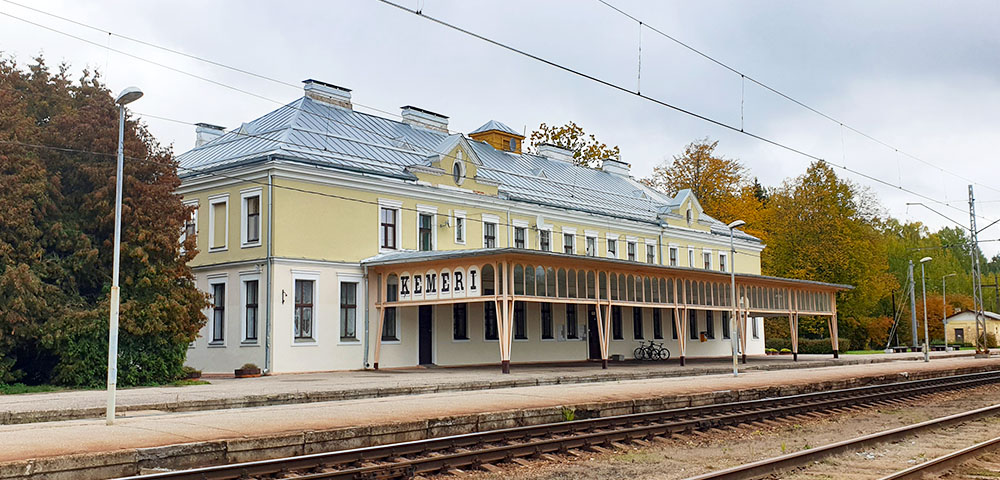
[177,80,848,374]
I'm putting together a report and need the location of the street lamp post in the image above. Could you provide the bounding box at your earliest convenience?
[728,220,746,377]
[107,86,143,426]
[942,273,956,352]
[919,256,932,362]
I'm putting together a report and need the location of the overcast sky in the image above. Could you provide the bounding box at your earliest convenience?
[3,0,1000,255]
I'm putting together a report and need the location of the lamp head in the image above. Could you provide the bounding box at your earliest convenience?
[115,86,143,106]
[943,273,957,279]
[919,256,932,264]
[727,220,746,229]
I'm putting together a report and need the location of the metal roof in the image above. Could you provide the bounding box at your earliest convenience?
[176,95,760,243]
[470,119,521,136]
[361,248,853,291]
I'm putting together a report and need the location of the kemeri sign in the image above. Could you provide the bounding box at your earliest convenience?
[396,266,481,302]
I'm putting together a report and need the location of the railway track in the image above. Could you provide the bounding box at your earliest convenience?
[118,370,1000,480]
[880,434,1000,479]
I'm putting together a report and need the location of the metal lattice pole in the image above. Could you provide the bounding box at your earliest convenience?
[969,185,988,357]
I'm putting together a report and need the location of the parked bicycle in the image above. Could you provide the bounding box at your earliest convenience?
[633,340,671,361]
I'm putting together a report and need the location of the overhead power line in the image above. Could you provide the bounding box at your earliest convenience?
[594,0,1000,198]
[2,1,994,227]
[374,0,994,224]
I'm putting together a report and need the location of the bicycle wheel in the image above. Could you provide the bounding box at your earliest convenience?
[634,347,646,360]
[658,348,670,360]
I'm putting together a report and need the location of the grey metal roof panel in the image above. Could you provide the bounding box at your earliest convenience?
[176,95,760,244]
[470,119,520,136]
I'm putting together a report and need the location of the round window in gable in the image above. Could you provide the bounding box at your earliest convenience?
[453,161,464,185]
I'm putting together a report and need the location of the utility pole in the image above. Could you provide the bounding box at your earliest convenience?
[982,274,999,313]
[909,260,918,350]
[969,185,988,357]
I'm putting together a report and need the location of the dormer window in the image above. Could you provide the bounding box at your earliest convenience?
[686,208,693,226]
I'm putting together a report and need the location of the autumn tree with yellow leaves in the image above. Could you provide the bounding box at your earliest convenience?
[529,121,621,169]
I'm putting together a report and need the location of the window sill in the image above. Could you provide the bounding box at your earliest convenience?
[540,337,555,342]
[452,338,470,342]
[514,338,529,342]
[484,338,499,343]
[207,342,226,348]
[209,247,228,253]
[241,242,262,249]
[292,339,318,346]
[240,341,260,347]
[380,339,401,345]
[338,339,362,346]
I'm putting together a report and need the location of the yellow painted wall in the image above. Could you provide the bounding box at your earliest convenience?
[183,184,269,267]
[946,319,1000,344]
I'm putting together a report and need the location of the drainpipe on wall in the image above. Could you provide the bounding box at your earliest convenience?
[264,168,274,373]
[362,265,370,369]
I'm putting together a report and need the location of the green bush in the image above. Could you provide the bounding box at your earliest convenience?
[766,337,851,354]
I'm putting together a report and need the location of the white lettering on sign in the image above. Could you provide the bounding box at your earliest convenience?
[396,266,481,302]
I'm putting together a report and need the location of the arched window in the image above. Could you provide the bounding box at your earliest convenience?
[558,268,568,298]
[524,265,535,296]
[599,272,608,300]
[546,267,556,297]
[686,208,693,226]
[567,269,577,298]
[482,264,495,295]
[610,272,619,300]
[513,264,524,295]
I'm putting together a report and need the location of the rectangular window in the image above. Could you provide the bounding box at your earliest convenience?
[484,222,497,248]
[646,244,655,263]
[705,311,715,339]
[485,302,498,340]
[612,306,623,340]
[563,233,575,254]
[455,215,465,243]
[244,280,258,342]
[689,310,698,340]
[541,303,553,339]
[586,236,597,257]
[294,279,314,341]
[209,197,227,250]
[539,230,551,251]
[752,316,760,339]
[607,239,617,258]
[653,309,663,340]
[184,206,197,242]
[380,207,397,250]
[688,248,695,267]
[340,282,358,340]
[632,308,643,340]
[719,253,727,273]
[244,194,260,245]
[515,226,526,249]
[670,310,679,340]
[704,252,712,270]
[669,247,678,266]
[383,279,398,341]
[453,303,468,340]
[722,311,730,339]
[514,301,527,339]
[418,213,433,251]
[211,283,225,343]
[627,242,636,261]
[566,304,578,339]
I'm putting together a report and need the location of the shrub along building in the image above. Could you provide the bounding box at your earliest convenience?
[177,79,849,374]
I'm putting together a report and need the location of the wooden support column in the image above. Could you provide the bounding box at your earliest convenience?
[675,307,687,366]
[677,278,687,366]
[498,261,512,374]
[738,299,748,364]
[830,292,840,358]
[373,306,385,370]
[597,302,608,369]
[791,313,800,361]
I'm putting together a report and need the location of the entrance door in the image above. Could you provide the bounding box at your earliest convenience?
[418,305,433,365]
[955,328,965,345]
[588,305,601,360]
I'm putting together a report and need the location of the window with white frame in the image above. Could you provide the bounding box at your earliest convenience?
[208,194,228,251]
[752,316,760,339]
[293,278,315,342]
[688,248,695,267]
[241,189,261,247]
[669,247,678,266]
[210,282,225,344]
[703,251,712,270]
[607,238,617,258]
[418,212,434,251]
[242,278,259,343]
[563,233,575,254]
[340,282,358,340]
[454,211,466,244]
[719,253,728,272]
[378,201,401,251]
[627,241,636,261]
[383,277,398,341]
[646,244,656,263]
[181,200,198,249]
[483,222,497,248]
[514,226,526,249]
[586,236,597,257]
[539,229,551,251]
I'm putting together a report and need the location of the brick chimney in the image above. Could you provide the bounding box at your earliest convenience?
[195,123,225,147]
[303,79,352,109]
[400,106,449,133]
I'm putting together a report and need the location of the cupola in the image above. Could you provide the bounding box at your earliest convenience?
[469,120,524,154]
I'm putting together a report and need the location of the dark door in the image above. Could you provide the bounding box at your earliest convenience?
[588,305,601,360]
[419,305,433,365]
[955,328,964,345]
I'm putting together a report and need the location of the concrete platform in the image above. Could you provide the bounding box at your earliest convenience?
[0,350,976,425]
[1,354,998,479]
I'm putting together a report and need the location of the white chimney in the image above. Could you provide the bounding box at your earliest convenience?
[401,105,449,133]
[537,143,575,163]
[195,123,225,147]
[601,158,630,177]
[303,79,352,109]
